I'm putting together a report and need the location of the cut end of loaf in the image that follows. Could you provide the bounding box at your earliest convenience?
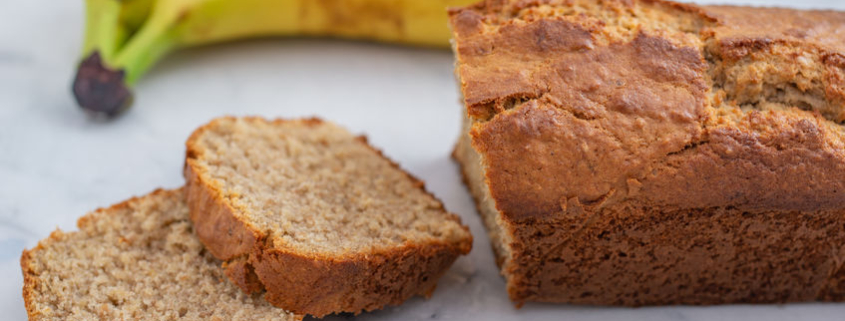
[452,112,522,295]
[184,116,472,317]
[20,188,300,321]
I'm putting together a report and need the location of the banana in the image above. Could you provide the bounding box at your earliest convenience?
[73,0,477,116]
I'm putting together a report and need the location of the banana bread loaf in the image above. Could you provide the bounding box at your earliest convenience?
[184,117,472,317]
[450,0,845,305]
[21,188,300,320]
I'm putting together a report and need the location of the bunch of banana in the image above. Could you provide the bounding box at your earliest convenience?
[73,0,477,117]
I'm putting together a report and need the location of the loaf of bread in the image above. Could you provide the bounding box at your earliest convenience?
[450,0,845,305]
[21,188,300,320]
[184,117,472,317]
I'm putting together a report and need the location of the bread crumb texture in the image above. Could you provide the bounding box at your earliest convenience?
[20,188,300,321]
[450,0,845,305]
[185,117,472,317]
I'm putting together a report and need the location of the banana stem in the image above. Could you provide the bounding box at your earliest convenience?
[74,0,180,116]
[74,0,134,117]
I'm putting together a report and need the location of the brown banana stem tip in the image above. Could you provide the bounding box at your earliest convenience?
[72,51,133,117]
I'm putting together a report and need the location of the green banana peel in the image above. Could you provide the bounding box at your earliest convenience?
[72,0,477,117]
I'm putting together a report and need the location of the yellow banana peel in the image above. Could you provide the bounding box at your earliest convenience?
[73,0,477,116]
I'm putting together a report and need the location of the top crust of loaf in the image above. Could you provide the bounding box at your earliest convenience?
[450,0,845,221]
[184,117,472,317]
[20,188,300,321]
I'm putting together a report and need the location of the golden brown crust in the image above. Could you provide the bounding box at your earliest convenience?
[504,206,845,305]
[184,117,471,317]
[705,6,845,55]
[642,112,845,212]
[451,0,845,305]
[821,260,845,301]
[253,242,463,316]
[223,256,265,295]
[467,33,708,220]
[20,238,43,320]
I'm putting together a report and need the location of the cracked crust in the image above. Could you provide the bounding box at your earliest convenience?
[184,117,472,317]
[450,0,845,305]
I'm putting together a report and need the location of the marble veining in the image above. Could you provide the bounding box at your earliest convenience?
[2,0,844,320]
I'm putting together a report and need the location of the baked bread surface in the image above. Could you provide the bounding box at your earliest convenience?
[450,0,845,305]
[184,117,472,317]
[20,188,300,321]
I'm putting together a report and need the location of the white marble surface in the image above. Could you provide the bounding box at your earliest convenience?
[2,0,845,320]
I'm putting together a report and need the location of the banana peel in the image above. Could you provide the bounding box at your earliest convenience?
[72,0,477,117]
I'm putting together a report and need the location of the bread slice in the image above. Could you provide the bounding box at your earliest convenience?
[20,188,300,321]
[184,117,472,317]
[450,0,845,306]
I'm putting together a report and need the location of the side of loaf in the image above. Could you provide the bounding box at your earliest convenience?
[20,188,300,321]
[184,117,473,317]
[450,0,845,305]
